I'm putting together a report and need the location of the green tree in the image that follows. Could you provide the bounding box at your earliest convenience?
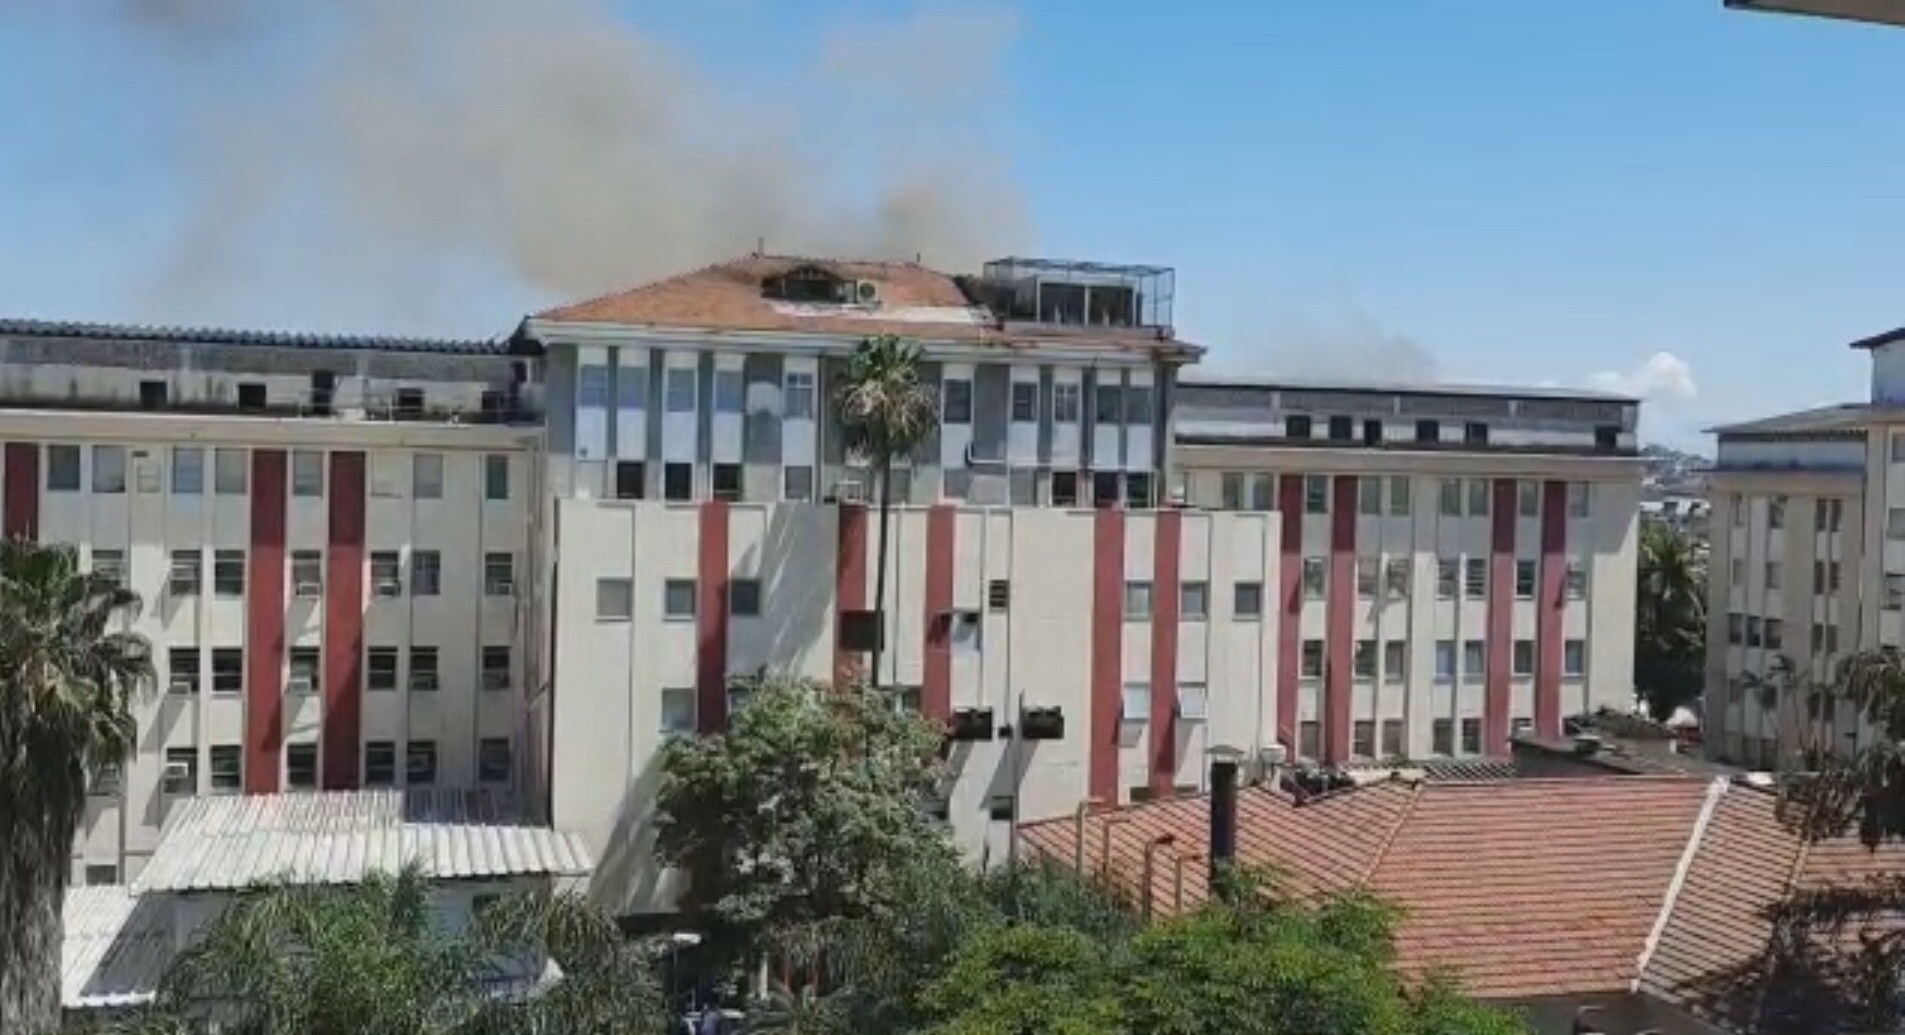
[0,540,152,1035]
[654,676,951,967]
[1635,522,1707,720]
[833,335,937,686]
[118,868,670,1035]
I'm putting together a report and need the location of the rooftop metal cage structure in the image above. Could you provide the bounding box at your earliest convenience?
[977,257,1175,333]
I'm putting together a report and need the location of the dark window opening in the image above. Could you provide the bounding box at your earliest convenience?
[1594,425,1619,452]
[139,380,168,409]
[1327,416,1353,441]
[1285,415,1312,439]
[1051,471,1080,507]
[310,371,336,416]
[1091,471,1121,509]
[663,463,693,501]
[1125,472,1153,509]
[394,388,425,419]
[615,461,645,500]
[479,389,508,420]
[1416,419,1440,443]
[236,382,267,411]
[1463,422,1488,445]
[1362,419,1383,446]
[840,610,882,652]
[712,463,742,501]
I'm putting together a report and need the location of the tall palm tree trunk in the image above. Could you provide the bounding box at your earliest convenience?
[870,455,893,688]
[0,817,70,1035]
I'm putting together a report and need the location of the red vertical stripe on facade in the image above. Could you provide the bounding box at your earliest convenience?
[1149,510,1182,795]
[696,501,731,734]
[1485,479,1517,756]
[322,452,366,790]
[833,504,868,687]
[1325,477,1357,764]
[3,443,39,541]
[245,450,287,794]
[1535,480,1568,739]
[1088,508,1125,803]
[1275,476,1303,755]
[922,504,955,722]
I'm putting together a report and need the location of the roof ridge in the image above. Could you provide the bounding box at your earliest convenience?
[1355,780,1424,889]
[532,253,757,321]
[1632,777,1730,991]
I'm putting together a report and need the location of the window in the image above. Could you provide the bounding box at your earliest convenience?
[1388,476,1410,515]
[367,648,399,692]
[943,379,974,423]
[411,551,441,596]
[987,579,1011,612]
[291,551,322,596]
[209,745,242,793]
[1438,479,1461,516]
[1435,641,1455,682]
[1234,581,1264,618]
[1328,415,1353,441]
[168,545,200,594]
[1010,381,1038,422]
[235,381,268,410]
[1564,640,1585,677]
[663,463,693,501]
[1436,559,1458,599]
[371,552,402,596]
[1051,471,1080,506]
[1384,641,1406,683]
[1354,639,1377,679]
[711,463,742,501]
[661,687,696,734]
[1463,422,1488,445]
[1356,556,1379,599]
[1432,718,1454,755]
[212,647,244,694]
[1123,581,1153,620]
[483,552,515,596]
[1826,498,1845,532]
[1461,717,1482,755]
[168,647,200,695]
[365,742,397,787]
[1765,561,1782,591]
[171,446,204,494]
[1251,473,1277,511]
[1566,559,1588,599]
[664,578,697,619]
[1512,639,1535,677]
[406,741,438,786]
[730,578,762,617]
[664,367,696,413]
[1462,640,1484,682]
[409,647,439,692]
[288,648,320,693]
[1304,475,1328,514]
[1890,508,1905,541]
[1300,640,1324,679]
[1888,575,1905,611]
[1769,496,1786,529]
[213,549,245,597]
[783,466,813,502]
[1285,414,1313,439]
[1302,557,1326,600]
[1359,478,1381,515]
[712,369,744,415]
[1467,479,1490,517]
[784,371,816,420]
[1219,472,1244,510]
[163,748,197,795]
[292,451,324,497]
[1515,560,1536,599]
[1298,720,1321,760]
[1766,618,1785,651]
[1385,558,1410,599]
[1826,561,1842,594]
[480,646,511,691]
[484,454,510,501]
[1180,581,1209,620]
[1352,720,1376,759]
[85,864,120,886]
[1416,419,1441,443]
[215,448,247,494]
[1125,472,1154,509]
[1053,382,1081,423]
[92,446,126,493]
[1094,383,1122,424]
[1125,384,1155,424]
[479,738,512,784]
[1727,612,1744,644]
[597,578,633,620]
[412,453,443,499]
[1122,682,1152,722]
[1568,483,1591,518]
[46,445,79,492]
[1464,558,1487,600]
[1362,419,1383,446]
[1746,617,1763,648]
[287,743,318,790]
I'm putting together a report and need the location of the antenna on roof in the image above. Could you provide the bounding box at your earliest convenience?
[754,237,765,257]
[915,251,922,264]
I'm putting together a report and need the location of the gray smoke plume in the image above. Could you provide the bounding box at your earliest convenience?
[113,0,1028,332]
[1222,308,1442,384]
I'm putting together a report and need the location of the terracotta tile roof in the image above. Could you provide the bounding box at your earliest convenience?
[530,255,1195,356]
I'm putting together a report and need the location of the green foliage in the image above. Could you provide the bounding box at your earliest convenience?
[116,868,669,1035]
[832,335,937,475]
[654,676,952,955]
[1635,522,1706,720]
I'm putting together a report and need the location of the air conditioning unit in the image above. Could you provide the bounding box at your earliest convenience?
[375,579,403,596]
[411,673,439,692]
[849,280,879,305]
[161,761,192,793]
[481,671,510,692]
[167,676,196,695]
[830,481,866,504]
[286,676,313,694]
[295,581,323,597]
[489,579,516,597]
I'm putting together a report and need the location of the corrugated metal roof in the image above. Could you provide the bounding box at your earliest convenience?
[63,885,169,1010]
[133,789,593,893]
[0,317,519,356]
[1178,370,1637,403]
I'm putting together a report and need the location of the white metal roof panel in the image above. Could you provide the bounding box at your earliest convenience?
[62,886,168,1010]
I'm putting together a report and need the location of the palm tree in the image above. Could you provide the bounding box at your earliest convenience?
[1635,522,1707,720]
[0,539,152,1034]
[833,336,938,687]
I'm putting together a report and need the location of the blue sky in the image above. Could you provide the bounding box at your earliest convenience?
[4,1,1905,449]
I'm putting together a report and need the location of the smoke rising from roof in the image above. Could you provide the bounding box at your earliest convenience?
[115,0,1029,332]
[1220,309,1443,384]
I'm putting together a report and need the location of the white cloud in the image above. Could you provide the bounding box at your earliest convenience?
[1588,351,1697,402]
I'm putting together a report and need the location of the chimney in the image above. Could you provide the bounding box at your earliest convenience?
[1209,756,1238,895]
